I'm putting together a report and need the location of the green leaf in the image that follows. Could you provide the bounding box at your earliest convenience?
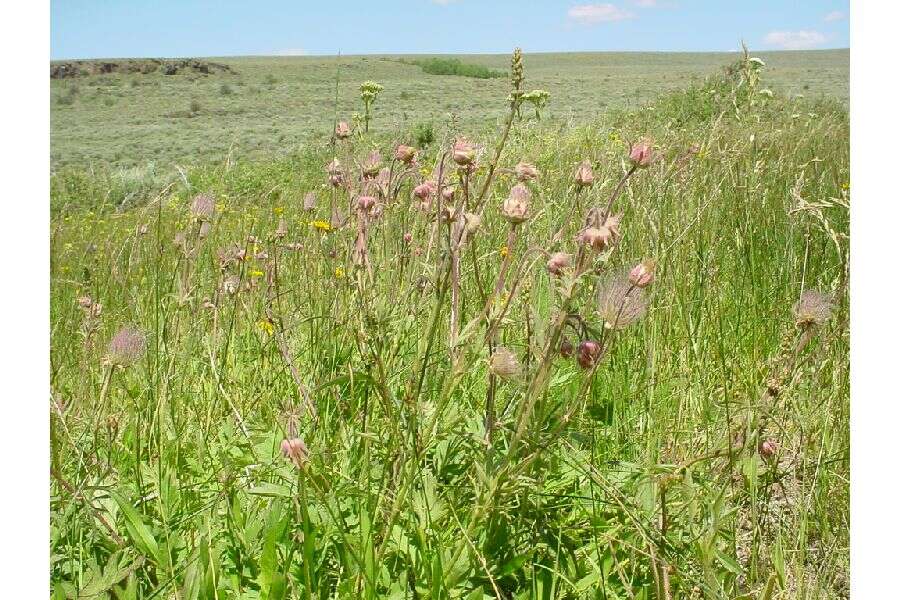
[109,491,162,565]
[248,483,293,499]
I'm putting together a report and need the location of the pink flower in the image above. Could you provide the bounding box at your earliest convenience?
[357,195,376,212]
[394,144,417,164]
[559,338,574,358]
[574,160,594,188]
[578,226,612,252]
[546,252,572,276]
[758,439,778,460]
[403,232,413,244]
[281,437,309,468]
[628,260,656,288]
[334,121,351,140]
[576,340,602,370]
[514,161,539,182]
[501,184,530,224]
[413,180,436,201]
[452,139,476,166]
[629,139,656,168]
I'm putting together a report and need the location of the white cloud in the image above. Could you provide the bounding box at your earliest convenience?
[633,0,658,7]
[824,10,845,22]
[568,4,634,25]
[431,0,457,4]
[270,48,309,56]
[763,30,827,50]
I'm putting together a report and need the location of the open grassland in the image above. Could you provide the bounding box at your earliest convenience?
[50,53,849,599]
[50,50,848,171]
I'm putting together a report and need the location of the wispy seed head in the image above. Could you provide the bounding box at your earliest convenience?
[190,193,216,221]
[107,327,146,366]
[597,275,649,330]
[793,289,833,327]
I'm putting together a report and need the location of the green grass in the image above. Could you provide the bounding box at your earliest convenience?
[50,53,849,598]
[401,57,505,79]
[50,50,848,171]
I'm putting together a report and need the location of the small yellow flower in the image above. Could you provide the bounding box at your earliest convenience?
[334,266,345,279]
[500,245,509,258]
[273,206,284,215]
[313,220,332,232]
[250,269,265,277]
[257,319,274,336]
[841,181,849,191]
[215,202,226,213]
[608,131,621,143]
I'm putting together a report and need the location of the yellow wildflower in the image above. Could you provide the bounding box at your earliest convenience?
[500,245,509,258]
[250,269,265,277]
[841,181,849,191]
[313,220,332,232]
[274,206,284,215]
[257,319,274,336]
[334,266,345,279]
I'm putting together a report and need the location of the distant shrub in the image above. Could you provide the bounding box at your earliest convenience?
[189,99,202,114]
[264,74,278,86]
[130,79,141,88]
[103,97,115,107]
[407,58,504,79]
[413,122,435,147]
[219,83,234,96]
[56,85,79,106]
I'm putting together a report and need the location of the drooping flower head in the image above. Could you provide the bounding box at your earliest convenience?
[107,326,146,366]
[326,158,344,187]
[394,144,417,164]
[628,259,656,288]
[546,252,572,276]
[629,138,656,168]
[514,161,539,182]
[574,159,594,188]
[335,121,351,140]
[281,437,309,469]
[578,226,613,252]
[501,184,531,224]
[576,340,602,370]
[452,138,476,166]
[413,180,436,201]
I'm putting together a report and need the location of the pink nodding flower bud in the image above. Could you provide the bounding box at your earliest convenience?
[441,186,456,202]
[357,195,376,212]
[546,252,572,276]
[414,180,435,201]
[514,161,539,182]
[628,260,656,288]
[335,121,351,140]
[578,226,612,252]
[452,139,476,166]
[759,439,778,460]
[576,340,602,370]
[403,232,413,244]
[629,139,656,168]
[281,437,309,469]
[501,184,530,224]
[394,144,417,164]
[559,338,574,358]
[575,160,594,188]
[303,191,317,211]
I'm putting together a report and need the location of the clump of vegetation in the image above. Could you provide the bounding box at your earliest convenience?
[189,99,202,114]
[413,121,435,147]
[50,49,848,598]
[406,57,505,79]
[219,82,233,96]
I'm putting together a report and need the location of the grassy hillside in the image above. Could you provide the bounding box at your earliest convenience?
[50,51,849,598]
[50,50,848,170]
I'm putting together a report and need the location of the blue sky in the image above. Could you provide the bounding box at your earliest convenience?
[51,1,850,60]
